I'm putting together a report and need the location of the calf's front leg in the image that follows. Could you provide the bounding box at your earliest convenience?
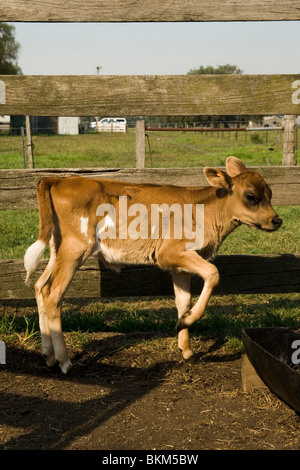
[160,250,219,359]
[172,271,193,359]
[176,253,219,334]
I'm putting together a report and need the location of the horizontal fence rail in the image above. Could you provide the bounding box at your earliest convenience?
[147,127,248,132]
[1,75,300,116]
[146,126,285,132]
[1,0,300,22]
[1,255,299,300]
[0,166,300,210]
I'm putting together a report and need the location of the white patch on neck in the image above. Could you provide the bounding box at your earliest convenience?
[80,216,89,236]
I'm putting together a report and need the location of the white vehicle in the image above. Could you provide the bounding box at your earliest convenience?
[91,117,127,133]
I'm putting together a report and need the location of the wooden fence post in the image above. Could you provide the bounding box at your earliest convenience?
[20,126,26,168]
[136,120,145,169]
[26,116,34,169]
[283,115,297,165]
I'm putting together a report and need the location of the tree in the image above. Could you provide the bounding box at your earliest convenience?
[0,23,23,134]
[187,64,243,75]
[0,23,22,74]
[186,64,250,126]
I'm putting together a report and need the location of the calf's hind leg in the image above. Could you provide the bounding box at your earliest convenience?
[35,259,57,367]
[41,239,91,374]
[35,236,57,367]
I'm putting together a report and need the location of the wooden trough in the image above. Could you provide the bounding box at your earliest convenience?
[242,327,300,413]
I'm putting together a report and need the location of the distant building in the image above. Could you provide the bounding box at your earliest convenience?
[30,116,79,135]
[0,115,10,131]
[263,116,283,127]
[58,117,80,135]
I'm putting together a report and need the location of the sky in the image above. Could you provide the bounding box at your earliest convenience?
[13,21,300,76]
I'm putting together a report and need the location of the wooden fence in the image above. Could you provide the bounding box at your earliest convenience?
[1,75,300,116]
[0,0,299,300]
[1,0,300,22]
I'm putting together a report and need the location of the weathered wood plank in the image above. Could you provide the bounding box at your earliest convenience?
[0,254,299,300]
[1,0,300,22]
[241,355,267,392]
[1,75,300,116]
[0,166,299,210]
[0,258,101,300]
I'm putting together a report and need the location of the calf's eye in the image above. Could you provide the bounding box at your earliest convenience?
[246,194,259,205]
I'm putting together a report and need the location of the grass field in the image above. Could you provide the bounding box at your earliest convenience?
[0,127,299,169]
[0,130,299,352]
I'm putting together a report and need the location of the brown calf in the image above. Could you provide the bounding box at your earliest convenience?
[24,157,282,374]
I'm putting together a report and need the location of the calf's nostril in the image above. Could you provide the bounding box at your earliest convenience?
[272,217,282,227]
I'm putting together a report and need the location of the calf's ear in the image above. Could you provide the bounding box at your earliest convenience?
[226,156,247,177]
[204,168,232,188]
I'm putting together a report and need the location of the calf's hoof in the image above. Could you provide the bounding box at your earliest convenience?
[59,359,73,375]
[182,348,194,361]
[43,353,56,368]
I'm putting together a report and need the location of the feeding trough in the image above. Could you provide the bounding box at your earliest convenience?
[242,327,300,413]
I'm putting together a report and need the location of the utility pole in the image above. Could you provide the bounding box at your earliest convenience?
[95,66,102,132]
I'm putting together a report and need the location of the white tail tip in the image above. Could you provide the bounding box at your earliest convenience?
[24,240,46,284]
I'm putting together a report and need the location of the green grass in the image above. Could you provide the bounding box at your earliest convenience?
[0,209,40,259]
[0,130,299,353]
[218,205,300,255]
[0,132,137,169]
[0,128,299,169]
[1,293,299,353]
[145,129,290,168]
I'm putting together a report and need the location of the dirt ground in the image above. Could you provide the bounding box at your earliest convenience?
[1,329,300,451]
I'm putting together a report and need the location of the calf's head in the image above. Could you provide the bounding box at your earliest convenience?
[204,157,282,232]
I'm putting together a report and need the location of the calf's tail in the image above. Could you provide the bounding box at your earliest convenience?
[24,177,59,284]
